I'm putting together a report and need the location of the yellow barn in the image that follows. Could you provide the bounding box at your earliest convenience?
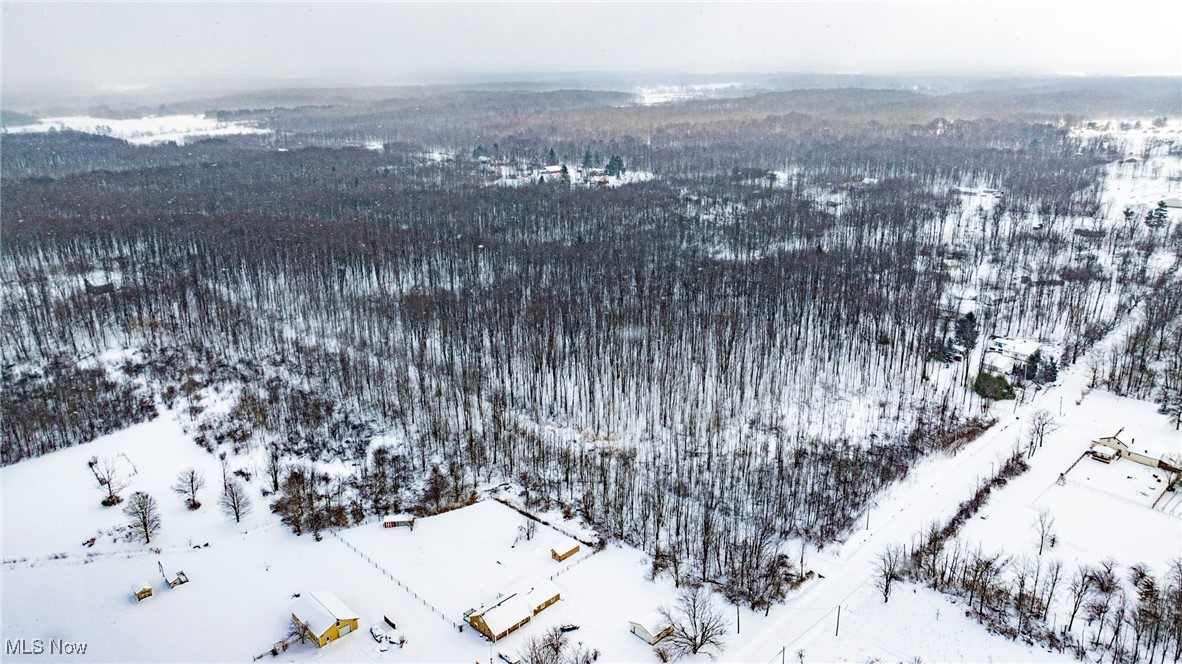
[469,595,534,642]
[469,582,563,642]
[292,590,359,648]
[524,581,562,615]
[550,538,580,562]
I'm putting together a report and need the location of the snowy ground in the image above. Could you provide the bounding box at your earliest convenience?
[0,418,681,663]
[958,389,1182,574]
[1,114,269,145]
[4,388,1142,664]
[2,323,1175,664]
[724,290,1180,663]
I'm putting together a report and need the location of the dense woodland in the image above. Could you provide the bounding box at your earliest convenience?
[2,82,1180,610]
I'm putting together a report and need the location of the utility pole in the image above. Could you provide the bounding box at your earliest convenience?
[835,604,842,636]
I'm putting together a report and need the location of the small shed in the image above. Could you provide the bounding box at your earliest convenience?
[469,595,533,643]
[292,591,360,648]
[629,614,674,645]
[523,580,562,615]
[132,581,153,602]
[382,514,416,530]
[550,538,580,562]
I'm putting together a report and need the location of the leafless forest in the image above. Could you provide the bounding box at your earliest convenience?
[2,81,1180,609]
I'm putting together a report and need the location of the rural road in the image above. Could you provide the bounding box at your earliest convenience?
[727,322,1126,663]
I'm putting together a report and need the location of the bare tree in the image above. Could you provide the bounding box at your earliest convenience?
[1066,563,1094,634]
[1033,508,1056,556]
[123,491,161,544]
[520,626,567,664]
[171,467,206,509]
[874,545,904,602]
[88,455,127,506]
[1026,409,1061,458]
[220,479,254,523]
[658,586,729,659]
[266,443,283,493]
[218,451,229,490]
[517,626,597,664]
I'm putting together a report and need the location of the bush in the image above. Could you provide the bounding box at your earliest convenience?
[973,373,1016,400]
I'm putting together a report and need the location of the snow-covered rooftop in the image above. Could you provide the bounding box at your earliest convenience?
[551,537,580,555]
[523,580,561,608]
[989,337,1040,360]
[982,352,1015,375]
[477,594,533,637]
[630,612,670,636]
[292,590,356,636]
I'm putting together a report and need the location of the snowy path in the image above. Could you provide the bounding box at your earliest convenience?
[727,316,1140,663]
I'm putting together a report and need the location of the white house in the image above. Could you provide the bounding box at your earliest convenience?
[988,337,1040,362]
[985,337,1042,374]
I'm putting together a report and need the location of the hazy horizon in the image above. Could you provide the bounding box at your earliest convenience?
[4,1,1180,104]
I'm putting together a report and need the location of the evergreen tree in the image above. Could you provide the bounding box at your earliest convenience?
[974,373,1016,400]
[582,150,593,169]
[1146,201,1170,228]
[955,312,979,350]
[605,155,625,177]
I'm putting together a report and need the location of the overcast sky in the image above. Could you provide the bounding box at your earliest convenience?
[3,1,1180,94]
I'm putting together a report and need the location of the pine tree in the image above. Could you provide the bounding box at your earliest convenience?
[605,155,625,177]
[1145,201,1169,228]
[955,312,979,350]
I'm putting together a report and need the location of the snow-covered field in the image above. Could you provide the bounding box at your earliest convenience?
[635,83,742,105]
[3,407,1093,663]
[958,389,1182,575]
[9,385,1162,662]
[2,114,269,145]
[0,417,682,663]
